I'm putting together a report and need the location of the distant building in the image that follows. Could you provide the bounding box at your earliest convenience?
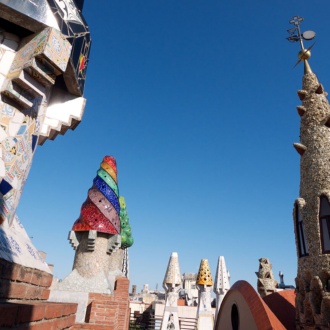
[181,272,198,305]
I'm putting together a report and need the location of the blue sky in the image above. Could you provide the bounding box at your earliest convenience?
[17,0,330,292]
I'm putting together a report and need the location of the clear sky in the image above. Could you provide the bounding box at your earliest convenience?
[17,0,330,292]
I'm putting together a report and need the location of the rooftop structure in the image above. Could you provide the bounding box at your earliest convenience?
[196,259,214,329]
[255,258,278,298]
[213,256,230,321]
[54,156,133,294]
[289,15,330,328]
[161,252,182,330]
[181,272,198,306]
[49,156,133,324]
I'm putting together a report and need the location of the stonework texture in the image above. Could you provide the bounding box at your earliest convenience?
[255,258,277,298]
[294,72,330,329]
[56,234,124,294]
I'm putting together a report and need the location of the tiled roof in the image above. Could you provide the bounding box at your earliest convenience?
[263,290,296,330]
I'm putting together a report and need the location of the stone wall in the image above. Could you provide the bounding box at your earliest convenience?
[294,72,330,328]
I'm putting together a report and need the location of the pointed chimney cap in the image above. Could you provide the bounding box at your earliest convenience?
[163,252,182,286]
[196,259,213,286]
[214,256,230,292]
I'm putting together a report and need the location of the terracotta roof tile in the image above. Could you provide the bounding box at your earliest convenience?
[263,290,296,330]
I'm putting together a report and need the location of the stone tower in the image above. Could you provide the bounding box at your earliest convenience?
[289,17,330,328]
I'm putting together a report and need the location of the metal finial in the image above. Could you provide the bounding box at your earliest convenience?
[287,16,316,74]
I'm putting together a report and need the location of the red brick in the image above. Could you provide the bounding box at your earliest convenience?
[41,288,50,300]
[16,302,46,323]
[62,303,78,316]
[0,303,19,326]
[44,302,64,319]
[95,311,111,317]
[92,308,106,313]
[7,281,27,298]
[11,263,22,281]
[40,272,53,287]
[28,322,47,330]
[28,318,59,330]
[73,324,114,329]
[30,269,42,286]
[25,284,42,299]
[55,314,76,329]
[17,266,33,283]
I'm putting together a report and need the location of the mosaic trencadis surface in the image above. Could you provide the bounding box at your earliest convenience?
[119,196,133,248]
[72,156,120,234]
[72,156,134,248]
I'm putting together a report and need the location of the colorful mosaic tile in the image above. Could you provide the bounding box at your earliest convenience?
[47,0,91,94]
[72,198,118,234]
[119,196,133,248]
[9,27,71,78]
[88,188,120,232]
[72,156,122,235]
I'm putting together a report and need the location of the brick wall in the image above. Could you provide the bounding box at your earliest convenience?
[0,257,53,301]
[74,276,130,330]
[0,301,77,329]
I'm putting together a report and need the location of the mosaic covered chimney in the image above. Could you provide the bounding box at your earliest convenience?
[289,17,330,328]
[55,156,133,294]
[161,252,182,330]
[196,259,214,330]
[255,257,277,298]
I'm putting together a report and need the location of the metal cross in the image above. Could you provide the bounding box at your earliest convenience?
[288,16,304,50]
[289,16,304,26]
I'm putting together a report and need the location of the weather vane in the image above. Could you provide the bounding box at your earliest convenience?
[287,16,316,72]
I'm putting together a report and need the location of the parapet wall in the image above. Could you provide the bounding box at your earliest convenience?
[73,276,130,330]
[0,257,52,301]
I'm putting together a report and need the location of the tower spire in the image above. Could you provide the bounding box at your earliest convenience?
[290,17,330,328]
[287,16,316,74]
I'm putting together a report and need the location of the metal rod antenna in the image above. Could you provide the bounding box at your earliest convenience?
[287,16,316,74]
[297,24,304,50]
